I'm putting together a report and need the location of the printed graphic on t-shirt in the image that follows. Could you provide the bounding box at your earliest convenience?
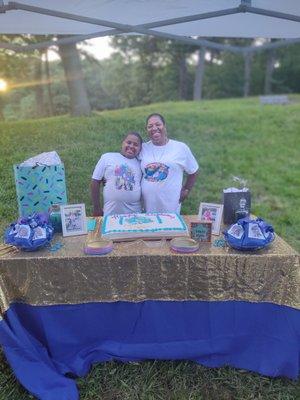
[144,162,169,182]
[115,164,135,191]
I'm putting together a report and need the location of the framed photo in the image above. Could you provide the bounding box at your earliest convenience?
[190,221,212,242]
[198,203,224,235]
[60,204,87,237]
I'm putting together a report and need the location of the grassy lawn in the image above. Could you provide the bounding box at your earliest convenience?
[0,97,299,399]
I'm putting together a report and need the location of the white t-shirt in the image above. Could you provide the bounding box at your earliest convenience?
[140,139,199,213]
[92,153,142,215]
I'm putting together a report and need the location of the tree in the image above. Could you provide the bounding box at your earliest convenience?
[44,50,54,116]
[274,43,300,93]
[0,34,57,119]
[0,36,32,119]
[58,40,91,116]
[32,55,45,117]
[193,47,206,100]
[111,36,167,104]
[243,52,253,97]
[111,36,196,102]
[262,39,278,95]
[264,49,276,94]
[169,43,190,100]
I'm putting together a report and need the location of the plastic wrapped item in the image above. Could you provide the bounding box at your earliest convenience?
[4,213,54,251]
[19,151,62,167]
[224,217,275,251]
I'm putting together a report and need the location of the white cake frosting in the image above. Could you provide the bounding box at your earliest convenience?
[101,213,188,241]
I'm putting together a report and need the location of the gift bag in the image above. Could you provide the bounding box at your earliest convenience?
[223,187,251,224]
[14,163,67,217]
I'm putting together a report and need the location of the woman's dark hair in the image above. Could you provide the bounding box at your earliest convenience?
[146,113,166,127]
[123,131,143,145]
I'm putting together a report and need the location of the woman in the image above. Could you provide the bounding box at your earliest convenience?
[91,132,143,216]
[140,113,199,213]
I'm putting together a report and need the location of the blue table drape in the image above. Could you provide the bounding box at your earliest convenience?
[1,300,299,400]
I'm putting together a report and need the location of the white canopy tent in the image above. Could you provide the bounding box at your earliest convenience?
[0,0,300,52]
[1,0,299,115]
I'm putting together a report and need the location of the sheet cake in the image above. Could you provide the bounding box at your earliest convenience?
[101,213,188,241]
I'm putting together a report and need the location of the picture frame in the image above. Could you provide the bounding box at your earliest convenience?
[60,203,87,237]
[198,202,224,235]
[190,221,212,242]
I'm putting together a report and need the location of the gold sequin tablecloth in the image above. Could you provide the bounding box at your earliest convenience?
[0,216,299,313]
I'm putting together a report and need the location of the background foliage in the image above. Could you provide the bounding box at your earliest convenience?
[1,37,300,120]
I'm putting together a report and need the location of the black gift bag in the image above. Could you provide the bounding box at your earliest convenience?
[223,188,251,225]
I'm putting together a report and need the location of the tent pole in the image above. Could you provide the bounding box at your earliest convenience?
[1,1,299,53]
[0,35,242,54]
[7,2,241,30]
[1,33,300,55]
[3,2,243,53]
[240,3,300,23]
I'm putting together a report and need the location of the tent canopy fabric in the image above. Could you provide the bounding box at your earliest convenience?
[0,1,299,52]
[0,0,299,38]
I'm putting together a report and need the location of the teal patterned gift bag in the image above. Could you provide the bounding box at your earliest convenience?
[14,164,68,217]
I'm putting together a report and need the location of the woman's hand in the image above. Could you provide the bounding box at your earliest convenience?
[180,171,199,203]
[179,187,190,203]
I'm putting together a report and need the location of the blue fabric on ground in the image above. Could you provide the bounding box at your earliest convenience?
[0,300,299,400]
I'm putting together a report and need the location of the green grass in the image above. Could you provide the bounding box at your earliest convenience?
[0,97,299,399]
[0,359,299,400]
[1,97,299,250]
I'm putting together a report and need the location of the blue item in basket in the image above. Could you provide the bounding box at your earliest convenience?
[4,213,54,251]
[224,217,275,251]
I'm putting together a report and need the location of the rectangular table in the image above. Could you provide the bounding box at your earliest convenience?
[0,216,299,400]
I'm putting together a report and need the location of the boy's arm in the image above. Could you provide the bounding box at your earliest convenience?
[91,179,103,216]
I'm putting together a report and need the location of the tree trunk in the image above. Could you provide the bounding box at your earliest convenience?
[264,50,276,95]
[243,52,253,97]
[33,57,45,118]
[193,47,206,100]
[58,41,91,116]
[178,54,188,100]
[45,50,54,116]
[0,96,4,120]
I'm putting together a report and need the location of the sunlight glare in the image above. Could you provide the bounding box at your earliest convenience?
[0,79,8,92]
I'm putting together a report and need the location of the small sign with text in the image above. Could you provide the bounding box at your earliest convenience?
[190,221,212,242]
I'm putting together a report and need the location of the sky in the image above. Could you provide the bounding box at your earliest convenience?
[49,37,115,61]
[87,37,115,59]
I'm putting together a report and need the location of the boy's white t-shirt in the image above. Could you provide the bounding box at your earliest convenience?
[92,153,142,215]
[140,139,199,213]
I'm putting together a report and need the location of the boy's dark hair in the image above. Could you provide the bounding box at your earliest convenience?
[123,131,143,145]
